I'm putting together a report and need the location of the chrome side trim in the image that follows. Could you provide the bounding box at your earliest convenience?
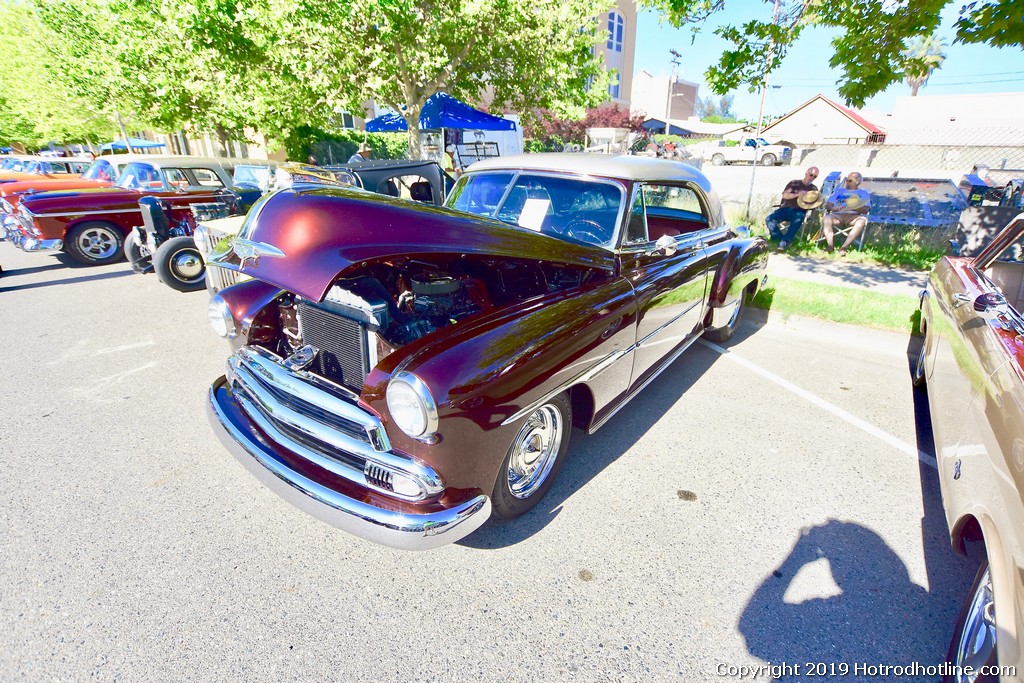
[709,297,740,329]
[208,380,491,551]
[31,208,141,219]
[588,332,702,434]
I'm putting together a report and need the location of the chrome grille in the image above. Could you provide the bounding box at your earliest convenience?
[297,300,369,391]
[206,266,241,295]
[224,345,443,502]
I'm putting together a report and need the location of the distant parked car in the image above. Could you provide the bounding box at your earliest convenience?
[916,211,1024,679]
[205,153,768,550]
[0,156,140,239]
[198,159,452,294]
[8,156,268,265]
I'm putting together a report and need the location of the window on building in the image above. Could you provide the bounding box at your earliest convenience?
[606,12,625,98]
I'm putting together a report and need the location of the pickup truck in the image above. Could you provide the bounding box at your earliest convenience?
[706,138,792,167]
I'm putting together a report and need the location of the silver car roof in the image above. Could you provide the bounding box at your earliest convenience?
[466,153,714,192]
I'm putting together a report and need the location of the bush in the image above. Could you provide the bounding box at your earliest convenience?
[282,126,409,163]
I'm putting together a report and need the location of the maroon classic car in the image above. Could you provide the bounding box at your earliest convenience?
[9,157,245,265]
[206,154,769,550]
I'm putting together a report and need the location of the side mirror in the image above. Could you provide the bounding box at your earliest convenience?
[650,234,677,256]
[974,292,1010,320]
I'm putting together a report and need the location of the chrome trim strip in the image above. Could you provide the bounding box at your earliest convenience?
[208,380,491,551]
[588,332,702,434]
[709,298,740,329]
[237,345,376,438]
[31,208,141,219]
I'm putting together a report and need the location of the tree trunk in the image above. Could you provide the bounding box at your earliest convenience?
[114,110,135,154]
[405,103,422,159]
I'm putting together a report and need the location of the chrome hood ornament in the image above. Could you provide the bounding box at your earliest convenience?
[232,239,285,270]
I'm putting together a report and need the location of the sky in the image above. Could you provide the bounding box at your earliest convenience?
[631,3,1024,122]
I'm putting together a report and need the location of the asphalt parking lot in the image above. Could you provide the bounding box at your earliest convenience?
[0,245,976,682]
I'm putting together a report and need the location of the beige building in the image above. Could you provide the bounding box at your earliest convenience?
[761,94,885,146]
[630,70,698,121]
[881,92,1024,146]
[597,1,639,107]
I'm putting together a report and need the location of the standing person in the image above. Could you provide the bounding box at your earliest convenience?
[347,143,372,164]
[823,171,871,255]
[765,166,820,250]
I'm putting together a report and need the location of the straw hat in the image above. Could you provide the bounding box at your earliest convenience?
[797,190,824,210]
[356,142,372,154]
[842,193,866,210]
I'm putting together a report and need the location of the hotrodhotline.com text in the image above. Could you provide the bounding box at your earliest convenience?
[715,662,1016,679]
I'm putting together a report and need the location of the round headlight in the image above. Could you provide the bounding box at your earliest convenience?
[386,372,438,439]
[207,295,236,339]
[192,224,210,254]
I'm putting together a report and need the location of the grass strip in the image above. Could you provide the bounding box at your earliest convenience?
[750,276,922,335]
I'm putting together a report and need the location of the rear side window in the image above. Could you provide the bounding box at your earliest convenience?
[192,168,224,187]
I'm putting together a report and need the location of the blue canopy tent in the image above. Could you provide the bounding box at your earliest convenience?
[364,93,517,133]
[99,137,166,152]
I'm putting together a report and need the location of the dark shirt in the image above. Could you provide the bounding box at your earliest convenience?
[780,180,818,209]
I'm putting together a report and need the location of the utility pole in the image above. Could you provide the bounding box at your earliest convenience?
[745,0,781,218]
[664,49,683,135]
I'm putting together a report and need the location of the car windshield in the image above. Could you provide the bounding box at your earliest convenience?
[446,171,623,247]
[2,158,28,171]
[116,162,162,190]
[233,165,271,189]
[82,159,116,182]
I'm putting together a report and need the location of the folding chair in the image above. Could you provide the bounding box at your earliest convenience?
[812,171,869,251]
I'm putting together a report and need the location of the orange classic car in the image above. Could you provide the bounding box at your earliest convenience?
[917,211,1024,681]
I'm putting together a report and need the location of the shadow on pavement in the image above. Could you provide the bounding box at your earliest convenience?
[734,333,974,679]
[773,254,928,292]
[460,335,723,549]
[0,267,134,293]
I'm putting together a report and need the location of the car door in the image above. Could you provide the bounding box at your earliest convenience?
[620,182,710,386]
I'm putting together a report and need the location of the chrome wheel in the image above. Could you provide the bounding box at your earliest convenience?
[952,566,996,682]
[507,404,564,500]
[169,248,204,282]
[76,226,119,260]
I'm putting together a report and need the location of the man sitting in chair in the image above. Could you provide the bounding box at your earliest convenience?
[766,166,820,250]
[823,171,871,255]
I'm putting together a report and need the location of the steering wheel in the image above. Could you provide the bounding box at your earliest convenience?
[563,219,605,245]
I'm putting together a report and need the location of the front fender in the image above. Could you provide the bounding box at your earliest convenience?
[362,277,638,492]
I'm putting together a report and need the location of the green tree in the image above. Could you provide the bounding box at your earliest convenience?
[902,34,947,96]
[695,94,737,121]
[640,0,1022,108]
[0,0,116,147]
[280,0,615,156]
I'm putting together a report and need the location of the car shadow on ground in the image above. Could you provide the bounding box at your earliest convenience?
[0,261,65,277]
[774,254,928,291]
[460,329,726,550]
[733,335,974,677]
[0,266,134,293]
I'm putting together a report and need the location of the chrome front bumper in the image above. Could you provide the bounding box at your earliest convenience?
[207,376,491,551]
[2,217,61,252]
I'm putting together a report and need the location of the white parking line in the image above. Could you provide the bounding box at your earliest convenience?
[95,341,156,355]
[700,339,938,469]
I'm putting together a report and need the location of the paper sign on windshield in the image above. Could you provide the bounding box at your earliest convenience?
[518,198,550,231]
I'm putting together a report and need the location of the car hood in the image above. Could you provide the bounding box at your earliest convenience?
[0,178,111,200]
[20,187,142,214]
[215,186,616,302]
